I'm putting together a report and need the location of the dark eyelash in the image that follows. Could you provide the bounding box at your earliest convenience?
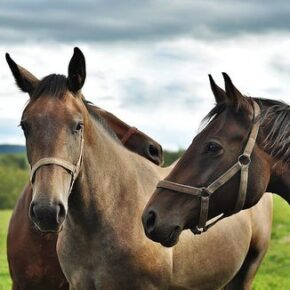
[18,121,25,129]
[74,121,84,133]
[204,142,222,153]
[18,120,29,133]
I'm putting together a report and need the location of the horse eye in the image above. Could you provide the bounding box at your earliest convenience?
[74,121,84,133]
[18,121,28,133]
[204,142,222,154]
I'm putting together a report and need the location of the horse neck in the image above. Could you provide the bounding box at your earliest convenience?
[94,108,127,140]
[258,99,290,204]
[267,161,290,204]
[70,118,163,231]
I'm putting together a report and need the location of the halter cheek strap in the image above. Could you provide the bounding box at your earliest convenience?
[121,127,138,144]
[157,101,261,234]
[30,132,84,195]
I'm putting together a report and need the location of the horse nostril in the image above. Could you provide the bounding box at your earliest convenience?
[28,200,66,231]
[148,144,159,159]
[29,202,36,221]
[57,202,66,224]
[146,210,157,234]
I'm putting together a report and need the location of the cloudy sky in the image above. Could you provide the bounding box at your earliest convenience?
[1,0,290,150]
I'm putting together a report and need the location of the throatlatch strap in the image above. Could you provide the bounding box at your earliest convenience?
[243,102,260,157]
[232,102,260,213]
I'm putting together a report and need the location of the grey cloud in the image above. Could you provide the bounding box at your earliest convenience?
[117,77,204,109]
[1,0,290,43]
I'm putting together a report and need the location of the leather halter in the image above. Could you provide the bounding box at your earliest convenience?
[30,131,84,195]
[157,101,261,234]
[121,127,138,144]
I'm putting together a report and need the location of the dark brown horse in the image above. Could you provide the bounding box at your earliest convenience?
[7,48,272,290]
[6,65,163,290]
[86,102,164,166]
[142,72,288,245]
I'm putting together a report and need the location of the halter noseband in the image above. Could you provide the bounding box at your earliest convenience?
[30,131,84,195]
[157,101,261,234]
[121,127,138,144]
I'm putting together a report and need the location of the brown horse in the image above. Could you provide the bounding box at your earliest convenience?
[7,48,272,290]
[7,82,163,290]
[142,72,286,245]
[86,102,164,166]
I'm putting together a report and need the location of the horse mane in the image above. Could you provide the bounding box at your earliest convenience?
[202,96,254,129]
[32,74,67,100]
[203,92,254,121]
[202,102,227,125]
[83,100,121,143]
[258,98,290,164]
[202,95,290,164]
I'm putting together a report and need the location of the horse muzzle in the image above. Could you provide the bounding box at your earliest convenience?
[29,200,66,233]
[142,209,182,247]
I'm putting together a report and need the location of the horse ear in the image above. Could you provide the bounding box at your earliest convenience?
[208,74,228,104]
[5,53,39,95]
[222,72,244,106]
[67,47,86,93]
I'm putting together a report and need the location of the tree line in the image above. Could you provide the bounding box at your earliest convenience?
[0,150,184,209]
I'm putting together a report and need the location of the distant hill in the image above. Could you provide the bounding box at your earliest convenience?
[0,144,25,154]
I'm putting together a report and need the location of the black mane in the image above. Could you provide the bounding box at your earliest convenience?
[32,74,67,100]
[258,98,290,163]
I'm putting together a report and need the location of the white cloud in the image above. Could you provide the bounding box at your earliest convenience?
[1,33,290,149]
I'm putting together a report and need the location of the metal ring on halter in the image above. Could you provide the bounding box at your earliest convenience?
[238,154,251,167]
[200,187,210,197]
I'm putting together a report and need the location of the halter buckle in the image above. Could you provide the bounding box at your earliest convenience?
[190,226,203,235]
[238,154,251,167]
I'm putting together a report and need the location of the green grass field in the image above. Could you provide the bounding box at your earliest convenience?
[0,196,290,290]
[0,210,12,290]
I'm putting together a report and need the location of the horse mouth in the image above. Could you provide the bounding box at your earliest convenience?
[160,227,181,248]
[32,220,63,234]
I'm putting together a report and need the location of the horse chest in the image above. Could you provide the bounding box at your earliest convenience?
[57,228,172,290]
